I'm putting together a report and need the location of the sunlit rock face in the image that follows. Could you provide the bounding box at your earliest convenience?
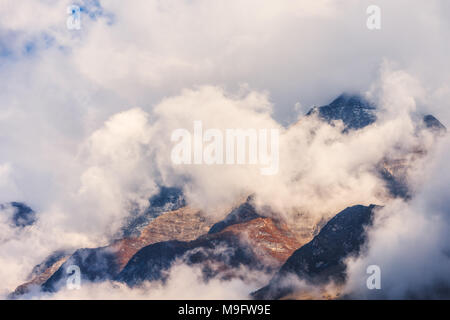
[112,206,217,271]
[116,216,304,287]
[10,251,71,298]
[307,93,446,200]
[37,200,304,292]
[38,206,216,293]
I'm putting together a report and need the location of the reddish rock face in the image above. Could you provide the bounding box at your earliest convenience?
[11,254,70,297]
[111,206,216,270]
[253,205,378,300]
[110,204,308,277]
[116,215,308,287]
[220,217,306,267]
[13,202,308,296]
[12,206,216,297]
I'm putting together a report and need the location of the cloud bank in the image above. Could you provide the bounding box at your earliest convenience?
[0,0,449,298]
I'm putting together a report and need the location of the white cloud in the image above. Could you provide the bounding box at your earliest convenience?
[344,136,450,299]
[0,0,449,299]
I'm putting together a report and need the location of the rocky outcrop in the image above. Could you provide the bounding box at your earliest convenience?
[117,215,304,287]
[0,202,36,228]
[39,206,216,292]
[10,251,71,297]
[253,205,378,300]
[306,93,377,131]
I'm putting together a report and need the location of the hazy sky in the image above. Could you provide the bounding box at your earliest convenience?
[1,0,449,123]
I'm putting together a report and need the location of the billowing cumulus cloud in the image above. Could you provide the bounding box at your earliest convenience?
[0,0,449,299]
[22,262,270,300]
[344,136,450,299]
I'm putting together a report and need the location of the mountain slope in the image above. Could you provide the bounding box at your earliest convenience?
[0,202,36,228]
[253,204,378,300]
[8,93,447,299]
[15,198,305,295]
[423,114,446,133]
[306,93,377,131]
[11,251,71,297]
[39,206,216,292]
[208,197,260,234]
[117,215,304,287]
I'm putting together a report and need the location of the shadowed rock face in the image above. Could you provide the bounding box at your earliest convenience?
[39,206,216,292]
[10,251,71,298]
[10,93,447,299]
[306,94,447,200]
[41,246,120,292]
[423,114,446,133]
[32,201,305,293]
[122,186,186,237]
[12,206,215,296]
[306,93,377,131]
[39,187,209,292]
[116,216,304,287]
[306,94,447,135]
[378,158,411,199]
[208,198,260,234]
[379,114,446,199]
[0,202,36,227]
[116,232,262,287]
[112,207,215,271]
[253,205,378,300]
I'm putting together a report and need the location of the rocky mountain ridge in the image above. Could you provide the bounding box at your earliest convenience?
[8,93,447,299]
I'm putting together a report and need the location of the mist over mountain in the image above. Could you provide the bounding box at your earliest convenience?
[1,0,450,301]
[7,92,449,300]
[306,93,377,131]
[253,205,378,299]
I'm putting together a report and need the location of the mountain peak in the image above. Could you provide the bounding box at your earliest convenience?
[423,114,446,133]
[0,202,36,228]
[329,93,375,110]
[306,93,377,131]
